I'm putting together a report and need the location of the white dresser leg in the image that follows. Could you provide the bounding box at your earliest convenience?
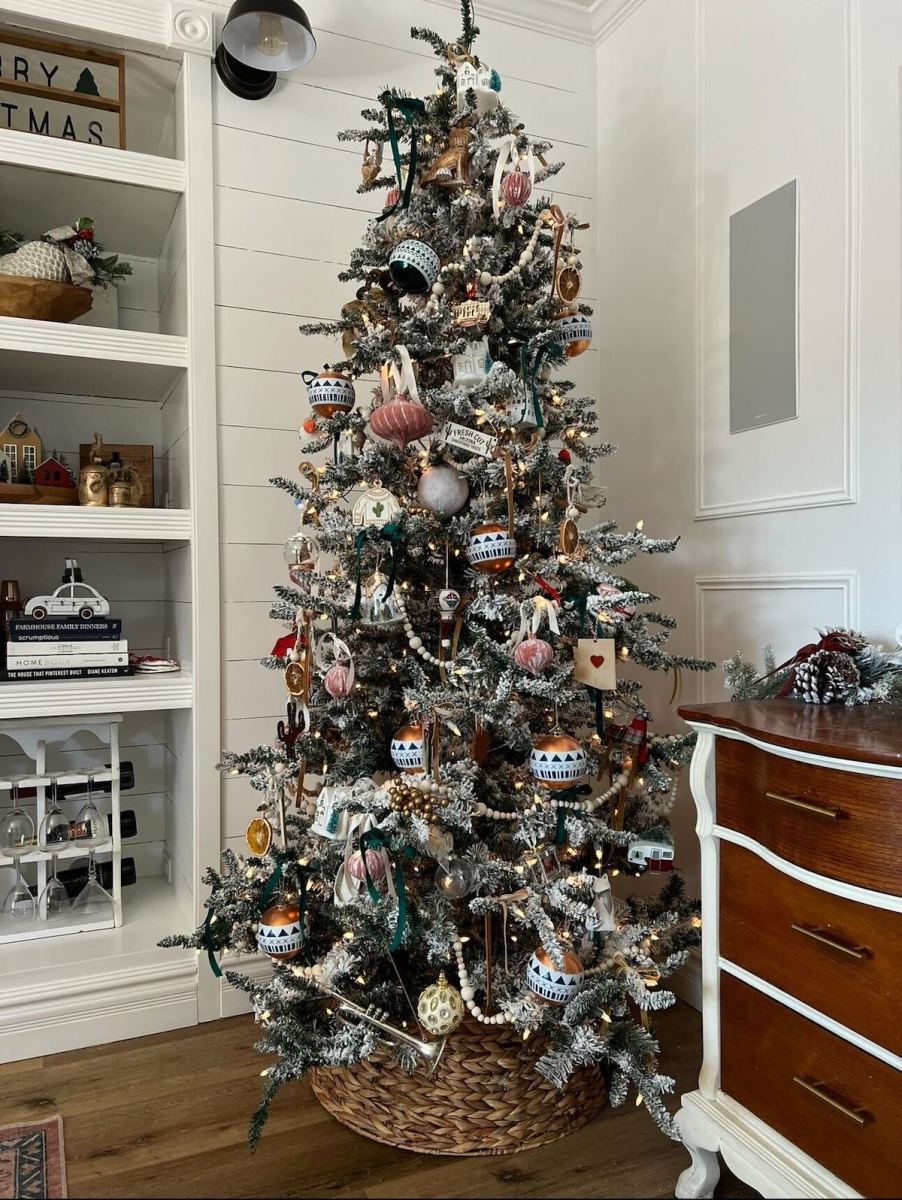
[675,1142,721,1199]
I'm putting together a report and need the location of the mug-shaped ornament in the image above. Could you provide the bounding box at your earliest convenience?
[388,239,441,294]
[302,369,356,419]
[451,336,492,391]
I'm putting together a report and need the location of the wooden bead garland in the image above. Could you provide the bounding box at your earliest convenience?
[394,587,444,668]
[452,937,513,1025]
[423,214,547,316]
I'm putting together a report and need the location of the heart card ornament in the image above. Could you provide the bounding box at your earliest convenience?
[574,638,616,690]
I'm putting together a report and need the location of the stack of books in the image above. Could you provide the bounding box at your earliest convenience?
[3,617,132,681]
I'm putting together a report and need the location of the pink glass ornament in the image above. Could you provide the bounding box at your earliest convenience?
[347,849,387,883]
[324,662,353,699]
[501,167,532,208]
[386,186,401,208]
[514,635,554,676]
[369,394,434,451]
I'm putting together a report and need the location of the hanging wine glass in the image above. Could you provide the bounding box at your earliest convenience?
[38,779,70,851]
[70,850,113,919]
[38,856,69,920]
[72,777,108,849]
[1,788,36,922]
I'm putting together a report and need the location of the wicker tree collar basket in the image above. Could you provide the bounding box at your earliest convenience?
[309,1017,606,1156]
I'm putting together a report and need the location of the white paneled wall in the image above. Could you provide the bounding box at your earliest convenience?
[596,0,902,893]
[211,0,597,852]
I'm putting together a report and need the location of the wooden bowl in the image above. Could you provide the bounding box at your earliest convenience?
[0,275,93,323]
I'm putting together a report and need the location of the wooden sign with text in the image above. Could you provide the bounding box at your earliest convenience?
[0,31,125,148]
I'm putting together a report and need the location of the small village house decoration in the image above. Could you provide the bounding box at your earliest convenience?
[1,413,42,483]
[33,453,74,490]
[0,30,126,148]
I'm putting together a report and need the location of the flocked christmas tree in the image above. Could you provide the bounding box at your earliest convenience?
[166,3,713,1149]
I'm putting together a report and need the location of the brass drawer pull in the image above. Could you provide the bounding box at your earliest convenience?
[765,791,842,819]
[793,1076,868,1125]
[790,923,869,960]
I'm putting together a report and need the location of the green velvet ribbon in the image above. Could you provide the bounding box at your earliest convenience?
[203,863,286,978]
[519,345,546,429]
[350,520,405,619]
[359,828,409,952]
[378,93,426,223]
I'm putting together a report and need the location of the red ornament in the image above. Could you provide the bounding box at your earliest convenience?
[271,629,304,659]
[369,394,434,451]
[514,636,554,676]
[466,278,478,300]
[501,167,532,208]
[77,227,94,241]
[302,417,318,434]
[558,449,571,464]
[324,662,353,699]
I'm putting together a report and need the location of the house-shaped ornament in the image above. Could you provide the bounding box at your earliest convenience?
[455,60,501,117]
[1,413,42,483]
[34,453,75,489]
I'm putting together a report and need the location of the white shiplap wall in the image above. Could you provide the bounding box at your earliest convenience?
[211,0,598,854]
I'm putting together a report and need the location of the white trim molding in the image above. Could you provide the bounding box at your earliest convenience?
[0,1,215,55]
[423,0,648,46]
[695,572,860,697]
[694,0,860,521]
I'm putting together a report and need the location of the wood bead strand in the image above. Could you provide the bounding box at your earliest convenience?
[395,589,443,669]
[424,215,547,315]
[452,937,512,1026]
[550,771,630,815]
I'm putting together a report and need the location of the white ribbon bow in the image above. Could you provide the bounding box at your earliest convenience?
[380,344,421,405]
[512,596,561,647]
[315,632,355,691]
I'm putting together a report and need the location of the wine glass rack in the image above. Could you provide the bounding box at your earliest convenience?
[0,714,122,943]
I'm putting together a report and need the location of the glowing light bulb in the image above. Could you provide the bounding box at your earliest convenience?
[257,14,289,57]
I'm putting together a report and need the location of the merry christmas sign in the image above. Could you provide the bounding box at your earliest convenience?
[0,31,125,148]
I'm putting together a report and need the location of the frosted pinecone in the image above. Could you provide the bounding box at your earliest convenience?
[792,650,860,704]
[0,241,68,282]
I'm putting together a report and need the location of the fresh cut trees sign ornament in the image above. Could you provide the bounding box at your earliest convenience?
[0,32,125,148]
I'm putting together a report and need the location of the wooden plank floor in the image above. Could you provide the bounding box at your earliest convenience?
[0,1002,757,1199]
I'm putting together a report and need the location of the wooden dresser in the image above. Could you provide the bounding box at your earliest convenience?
[674,701,902,1200]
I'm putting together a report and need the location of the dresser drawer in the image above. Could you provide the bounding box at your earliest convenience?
[716,738,902,896]
[721,973,902,1198]
[720,841,902,1056]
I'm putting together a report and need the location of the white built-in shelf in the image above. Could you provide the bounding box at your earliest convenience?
[0,669,193,719]
[0,840,113,866]
[0,127,185,194]
[0,163,182,260]
[0,504,192,540]
[0,317,188,402]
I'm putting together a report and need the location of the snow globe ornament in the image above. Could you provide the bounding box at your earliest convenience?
[283,525,320,583]
[526,946,584,1005]
[530,733,588,790]
[257,901,307,961]
[417,464,468,517]
[390,723,427,773]
[388,239,441,294]
[302,368,356,418]
[466,523,516,574]
[552,312,593,358]
[435,858,475,899]
[417,972,465,1035]
[451,337,491,391]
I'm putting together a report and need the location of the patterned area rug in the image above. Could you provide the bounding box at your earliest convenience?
[0,1116,67,1199]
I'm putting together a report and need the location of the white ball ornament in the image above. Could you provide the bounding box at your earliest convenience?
[480,271,493,286]
[417,464,469,518]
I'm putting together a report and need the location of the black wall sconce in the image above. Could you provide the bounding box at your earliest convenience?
[215,0,317,100]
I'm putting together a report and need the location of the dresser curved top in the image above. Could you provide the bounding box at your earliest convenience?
[678,700,902,770]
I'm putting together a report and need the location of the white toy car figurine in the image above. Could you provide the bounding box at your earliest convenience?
[25,581,111,621]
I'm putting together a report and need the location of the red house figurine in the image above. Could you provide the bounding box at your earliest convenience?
[33,455,75,489]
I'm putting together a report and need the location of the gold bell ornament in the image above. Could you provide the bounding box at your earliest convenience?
[417,972,465,1035]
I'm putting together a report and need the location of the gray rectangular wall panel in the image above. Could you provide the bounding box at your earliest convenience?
[729,179,798,434]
